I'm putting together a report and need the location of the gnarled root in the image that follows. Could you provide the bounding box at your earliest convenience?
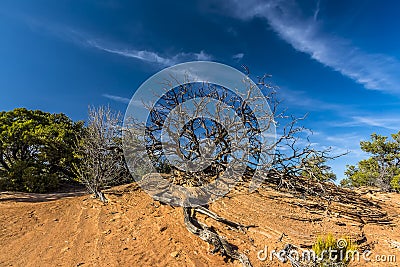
[183,206,253,267]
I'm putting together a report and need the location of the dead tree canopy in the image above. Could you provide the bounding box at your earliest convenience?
[74,106,130,203]
[125,77,343,195]
[122,63,344,267]
[144,81,270,185]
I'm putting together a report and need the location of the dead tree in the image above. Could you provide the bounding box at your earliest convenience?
[123,69,343,266]
[74,106,129,203]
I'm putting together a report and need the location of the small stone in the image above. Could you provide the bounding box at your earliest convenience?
[132,237,136,240]
[170,251,179,257]
[102,229,111,235]
[61,247,70,253]
[159,225,168,232]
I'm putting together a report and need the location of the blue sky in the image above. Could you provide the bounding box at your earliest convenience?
[1,0,400,180]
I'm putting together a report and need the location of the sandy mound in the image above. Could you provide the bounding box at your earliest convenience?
[1,183,400,267]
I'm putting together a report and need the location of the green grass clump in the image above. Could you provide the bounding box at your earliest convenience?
[312,233,358,266]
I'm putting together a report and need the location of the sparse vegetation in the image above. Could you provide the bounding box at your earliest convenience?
[301,154,337,182]
[312,233,357,266]
[73,106,131,202]
[341,131,400,192]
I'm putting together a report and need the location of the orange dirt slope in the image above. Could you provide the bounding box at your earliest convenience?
[1,183,400,267]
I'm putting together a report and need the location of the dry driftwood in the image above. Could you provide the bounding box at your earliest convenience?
[259,174,394,226]
[183,206,253,267]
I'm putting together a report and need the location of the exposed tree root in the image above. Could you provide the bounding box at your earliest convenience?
[183,206,253,267]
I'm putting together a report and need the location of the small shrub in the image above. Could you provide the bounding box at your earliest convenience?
[312,233,358,267]
[390,174,400,192]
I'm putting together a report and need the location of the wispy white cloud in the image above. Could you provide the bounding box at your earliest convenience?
[346,116,400,130]
[310,132,366,178]
[227,27,238,36]
[327,113,400,131]
[90,41,175,66]
[102,93,130,104]
[277,87,345,112]
[313,0,320,22]
[20,16,213,67]
[88,40,212,67]
[232,53,245,61]
[225,0,400,93]
[323,133,365,153]
[194,50,213,61]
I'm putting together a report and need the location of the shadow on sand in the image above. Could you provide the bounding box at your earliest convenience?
[0,190,88,203]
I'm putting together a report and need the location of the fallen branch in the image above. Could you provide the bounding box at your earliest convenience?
[183,206,253,267]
